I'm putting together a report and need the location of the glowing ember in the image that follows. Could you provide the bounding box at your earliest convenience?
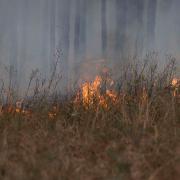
[48,105,58,119]
[15,108,21,113]
[106,90,117,102]
[48,112,57,119]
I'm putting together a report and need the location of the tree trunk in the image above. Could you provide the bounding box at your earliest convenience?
[147,0,157,49]
[41,0,49,76]
[19,0,28,89]
[115,0,127,59]
[8,0,18,91]
[135,0,144,56]
[101,0,107,58]
[49,0,56,69]
[74,0,81,62]
[74,0,87,62]
[58,0,71,88]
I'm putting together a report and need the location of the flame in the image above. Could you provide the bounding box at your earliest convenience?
[171,78,179,87]
[48,112,57,119]
[15,108,21,113]
[106,90,117,102]
[48,105,58,119]
[171,78,179,97]
[75,75,117,108]
[81,76,102,106]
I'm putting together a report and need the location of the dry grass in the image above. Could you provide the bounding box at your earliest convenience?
[0,57,179,180]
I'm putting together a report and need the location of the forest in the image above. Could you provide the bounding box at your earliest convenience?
[0,0,179,92]
[0,0,179,180]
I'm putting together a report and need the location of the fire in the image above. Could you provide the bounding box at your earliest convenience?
[171,78,180,97]
[48,105,58,119]
[75,74,180,109]
[0,104,15,114]
[0,100,33,117]
[75,75,117,108]
[171,78,179,87]
[48,112,57,119]
[106,89,117,102]
[0,99,58,119]
[81,76,102,106]
[15,108,21,113]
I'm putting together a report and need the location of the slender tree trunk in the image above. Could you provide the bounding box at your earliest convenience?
[0,0,3,57]
[79,0,87,59]
[19,0,28,89]
[50,0,56,69]
[74,0,87,62]
[115,0,127,59]
[74,0,81,62]
[57,0,71,89]
[41,0,49,76]
[147,0,157,49]
[0,0,6,62]
[101,0,107,58]
[8,0,18,91]
[135,0,144,56]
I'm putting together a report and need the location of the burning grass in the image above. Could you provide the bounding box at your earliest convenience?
[0,57,179,180]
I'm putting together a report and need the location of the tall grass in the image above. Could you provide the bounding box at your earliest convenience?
[0,54,179,180]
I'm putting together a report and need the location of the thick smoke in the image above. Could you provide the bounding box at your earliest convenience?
[0,0,179,93]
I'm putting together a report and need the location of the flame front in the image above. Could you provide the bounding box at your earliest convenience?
[81,76,102,106]
[75,75,117,108]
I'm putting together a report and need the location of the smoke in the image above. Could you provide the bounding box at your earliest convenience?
[0,0,179,94]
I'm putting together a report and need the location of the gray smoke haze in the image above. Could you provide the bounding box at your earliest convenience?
[0,0,179,93]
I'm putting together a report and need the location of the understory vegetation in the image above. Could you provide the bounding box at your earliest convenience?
[0,55,179,180]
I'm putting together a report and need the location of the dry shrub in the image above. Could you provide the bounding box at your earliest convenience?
[0,55,179,180]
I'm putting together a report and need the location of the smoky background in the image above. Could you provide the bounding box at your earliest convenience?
[0,0,179,95]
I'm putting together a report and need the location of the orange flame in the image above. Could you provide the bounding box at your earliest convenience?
[171,78,179,87]
[48,105,58,119]
[75,75,117,108]
[171,78,179,97]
